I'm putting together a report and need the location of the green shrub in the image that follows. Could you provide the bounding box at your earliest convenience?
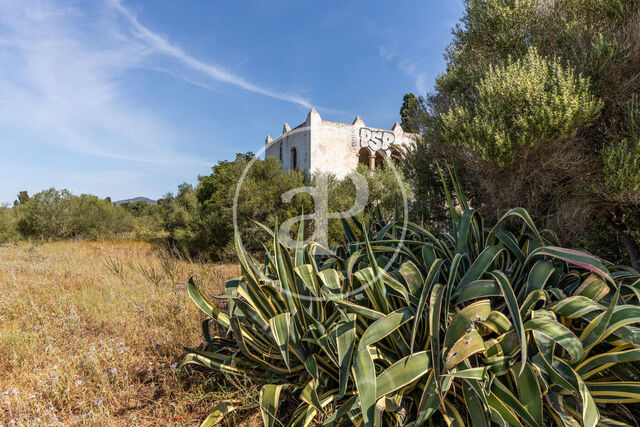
[0,204,18,243]
[14,188,133,240]
[187,154,310,260]
[71,194,134,239]
[183,170,640,426]
[440,47,602,166]
[601,139,640,200]
[326,164,412,246]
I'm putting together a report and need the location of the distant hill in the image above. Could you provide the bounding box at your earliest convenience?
[114,197,157,205]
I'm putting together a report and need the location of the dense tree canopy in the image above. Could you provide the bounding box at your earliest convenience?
[404,0,640,268]
[190,153,310,259]
[188,153,410,260]
[399,93,423,134]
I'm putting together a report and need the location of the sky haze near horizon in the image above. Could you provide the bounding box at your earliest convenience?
[0,0,464,204]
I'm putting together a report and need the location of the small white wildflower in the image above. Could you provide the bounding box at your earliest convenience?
[3,387,19,396]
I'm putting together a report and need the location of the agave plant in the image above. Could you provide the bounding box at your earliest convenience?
[182,167,640,426]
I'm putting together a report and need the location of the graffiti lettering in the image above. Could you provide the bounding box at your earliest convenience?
[359,127,394,151]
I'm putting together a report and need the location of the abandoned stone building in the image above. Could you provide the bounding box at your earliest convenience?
[264,108,418,178]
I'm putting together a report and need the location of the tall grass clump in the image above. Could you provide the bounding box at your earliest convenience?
[184,167,640,426]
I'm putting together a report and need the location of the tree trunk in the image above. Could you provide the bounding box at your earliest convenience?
[616,226,640,271]
[610,208,640,271]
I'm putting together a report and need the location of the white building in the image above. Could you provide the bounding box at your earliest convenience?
[264,108,418,178]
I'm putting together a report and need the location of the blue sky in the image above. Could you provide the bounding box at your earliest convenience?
[0,0,463,204]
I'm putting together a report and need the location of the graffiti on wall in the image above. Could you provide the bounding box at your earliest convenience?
[359,127,395,151]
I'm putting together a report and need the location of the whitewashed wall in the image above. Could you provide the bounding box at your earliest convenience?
[265,108,417,178]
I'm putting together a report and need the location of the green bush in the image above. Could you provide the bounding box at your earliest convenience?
[185,154,310,260]
[14,188,133,240]
[0,204,18,243]
[601,139,640,201]
[71,194,134,239]
[326,164,412,246]
[183,171,640,426]
[440,47,602,166]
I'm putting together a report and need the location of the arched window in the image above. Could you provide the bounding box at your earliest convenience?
[375,150,386,170]
[358,147,370,168]
[291,147,297,169]
[279,144,282,160]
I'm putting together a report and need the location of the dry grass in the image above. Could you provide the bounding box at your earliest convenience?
[0,240,261,426]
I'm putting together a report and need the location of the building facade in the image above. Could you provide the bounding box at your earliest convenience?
[264,108,418,178]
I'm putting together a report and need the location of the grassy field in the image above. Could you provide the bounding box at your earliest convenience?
[0,240,260,426]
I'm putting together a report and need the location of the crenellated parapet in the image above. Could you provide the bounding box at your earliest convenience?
[264,108,419,178]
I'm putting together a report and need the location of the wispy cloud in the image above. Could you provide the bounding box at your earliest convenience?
[0,0,205,165]
[110,0,313,108]
[0,0,314,169]
[379,46,433,95]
